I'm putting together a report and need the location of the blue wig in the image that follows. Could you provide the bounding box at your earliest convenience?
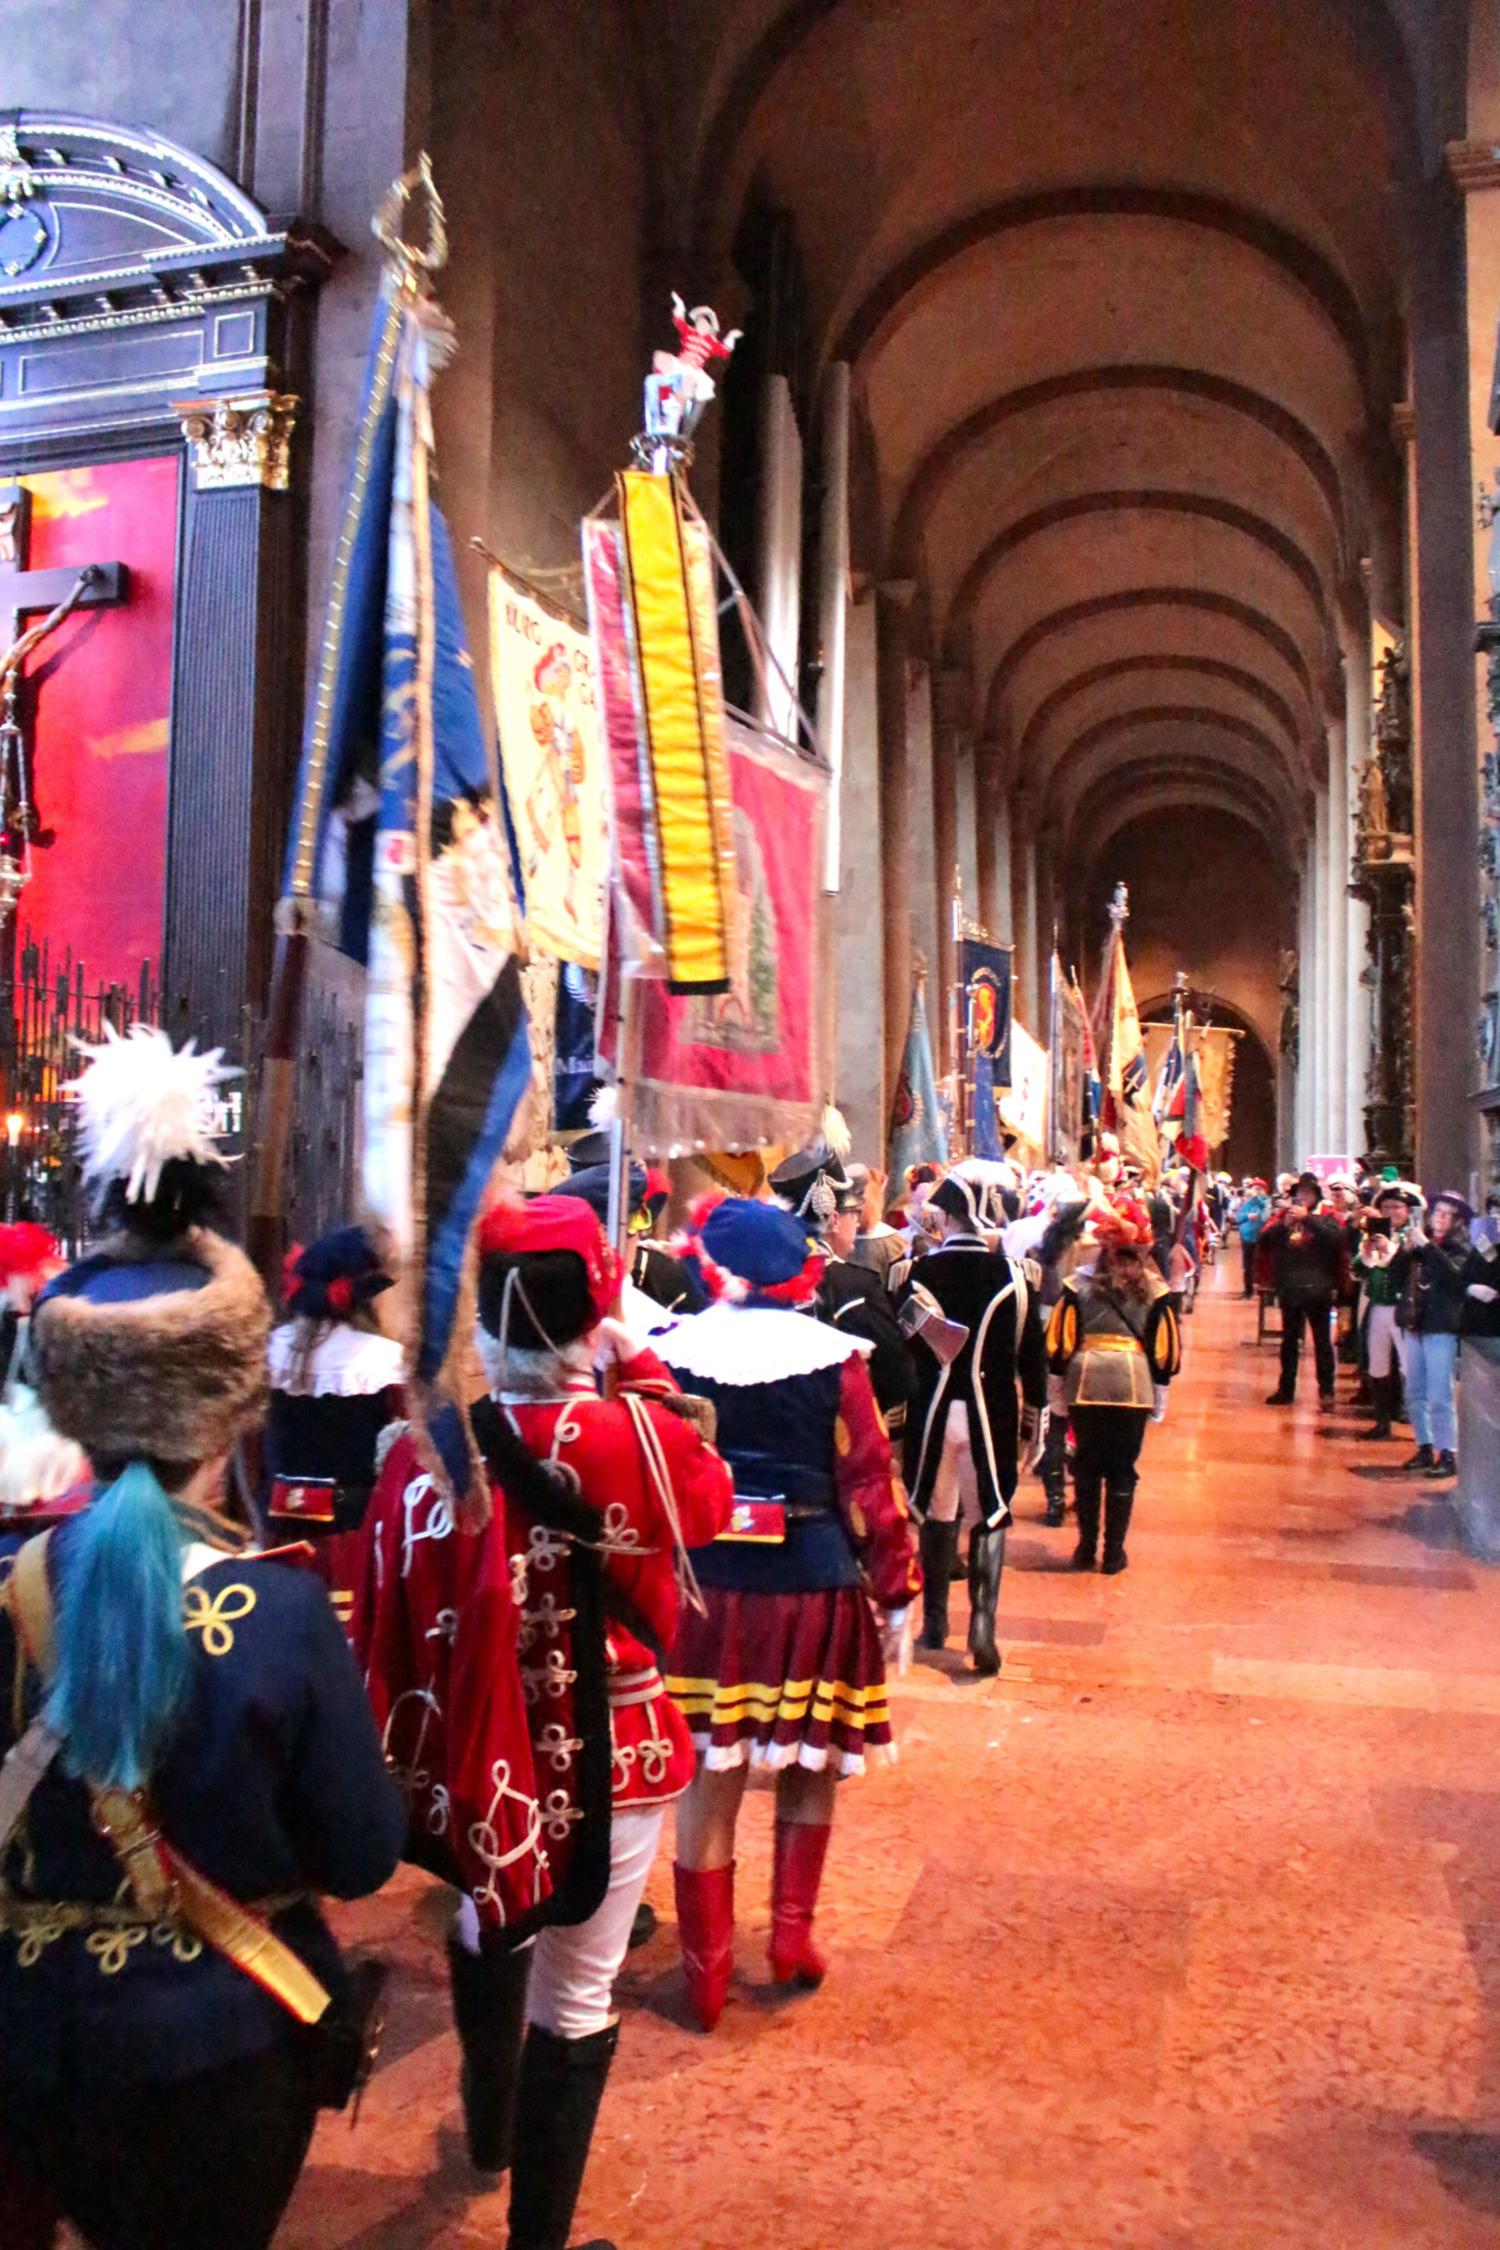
[46,1462,193,1791]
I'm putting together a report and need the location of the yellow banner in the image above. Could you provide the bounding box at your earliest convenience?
[1190,1024,1236,1150]
[617,471,737,992]
[487,563,606,970]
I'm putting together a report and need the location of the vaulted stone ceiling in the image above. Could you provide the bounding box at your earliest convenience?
[669,0,1423,907]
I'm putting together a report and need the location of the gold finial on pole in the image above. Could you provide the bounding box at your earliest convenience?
[372,152,449,285]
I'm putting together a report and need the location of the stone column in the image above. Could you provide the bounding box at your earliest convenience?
[833,590,885,1156]
[907,661,942,1046]
[931,667,964,1073]
[976,748,1004,939]
[955,730,980,918]
[1310,788,1330,1153]
[1034,822,1060,1030]
[981,748,1012,941]
[1343,596,1374,1156]
[1325,717,1350,1154]
[815,362,852,894]
[1451,136,1500,1190]
[877,580,916,1097]
[168,392,300,1047]
[1296,857,1315,1160]
[1411,166,1483,1187]
[1013,798,1040,1034]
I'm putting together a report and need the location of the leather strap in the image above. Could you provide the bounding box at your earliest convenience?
[2,1529,330,2026]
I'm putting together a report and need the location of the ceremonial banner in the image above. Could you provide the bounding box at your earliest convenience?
[626,717,825,1153]
[281,270,530,1492]
[1049,957,1087,1164]
[598,471,738,992]
[554,961,602,1134]
[487,561,606,970]
[888,975,949,1180]
[959,937,1013,1159]
[998,1018,1049,1160]
[582,516,664,976]
[1191,1024,1236,1151]
[1092,912,1160,1183]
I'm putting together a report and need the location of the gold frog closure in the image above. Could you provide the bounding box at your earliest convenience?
[182,1582,256,1657]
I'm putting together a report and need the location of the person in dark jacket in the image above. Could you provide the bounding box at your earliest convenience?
[1461,1227,1500,1340]
[1032,1191,1091,1525]
[263,1224,405,1617]
[895,1173,1048,1673]
[1392,1191,1472,1477]
[0,1026,403,2250]
[565,1158,705,1316]
[1257,1172,1348,1407]
[771,1140,916,1436]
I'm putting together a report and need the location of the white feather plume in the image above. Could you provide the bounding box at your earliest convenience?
[588,1083,619,1130]
[820,1104,852,1162]
[67,1024,236,1204]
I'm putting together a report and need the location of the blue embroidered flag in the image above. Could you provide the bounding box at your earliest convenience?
[959,937,1013,1160]
[281,266,530,1503]
[887,976,949,1180]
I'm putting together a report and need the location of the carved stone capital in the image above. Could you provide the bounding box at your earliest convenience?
[175,390,298,492]
[877,576,918,611]
[930,663,971,731]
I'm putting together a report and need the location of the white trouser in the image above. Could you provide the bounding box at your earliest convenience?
[928,1402,980,1527]
[1366,1303,1399,1380]
[453,1804,665,2039]
[529,1804,665,2038]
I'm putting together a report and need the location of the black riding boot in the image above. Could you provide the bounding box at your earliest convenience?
[918,1517,961,1647]
[1072,1469,1101,1569]
[1362,1372,1394,1442]
[1102,1480,1136,1576]
[508,2020,620,2250]
[966,1526,1005,1676]
[446,1933,531,2173]
[1041,1426,1068,1526]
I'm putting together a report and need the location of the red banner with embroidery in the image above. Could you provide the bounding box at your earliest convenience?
[609,717,825,1155]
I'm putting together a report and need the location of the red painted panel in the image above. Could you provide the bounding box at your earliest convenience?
[15,457,177,990]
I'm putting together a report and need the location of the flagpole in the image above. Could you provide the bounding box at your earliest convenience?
[249,159,445,1284]
[952,863,966,1157]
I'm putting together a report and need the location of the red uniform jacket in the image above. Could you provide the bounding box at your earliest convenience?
[353,1346,730,1935]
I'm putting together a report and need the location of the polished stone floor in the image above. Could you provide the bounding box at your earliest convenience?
[285,1267,1500,2248]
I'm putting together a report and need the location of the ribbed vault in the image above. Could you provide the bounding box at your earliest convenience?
[674,0,1417,919]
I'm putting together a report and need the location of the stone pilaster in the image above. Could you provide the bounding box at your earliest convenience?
[877,580,917,1097]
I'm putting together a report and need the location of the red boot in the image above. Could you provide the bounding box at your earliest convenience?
[673,1861,735,2031]
[769,1820,831,1989]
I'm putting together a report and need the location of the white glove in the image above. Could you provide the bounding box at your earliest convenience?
[1020,1402,1049,1473]
[880,1605,913,1675]
[1468,1283,1499,1304]
[1151,1383,1168,1423]
[594,1314,646,1367]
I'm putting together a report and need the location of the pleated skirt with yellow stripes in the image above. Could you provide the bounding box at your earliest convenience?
[666,1587,894,1777]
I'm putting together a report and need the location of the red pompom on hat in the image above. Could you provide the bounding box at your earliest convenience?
[477,1192,622,1323]
[1094,1198,1154,1251]
[0,1223,57,1286]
